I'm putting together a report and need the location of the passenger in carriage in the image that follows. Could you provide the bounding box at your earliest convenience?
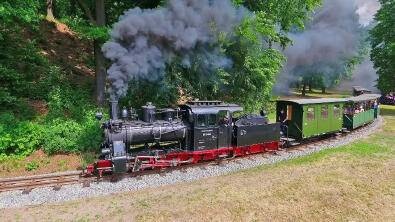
[344,105,353,115]
[354,105,360,114]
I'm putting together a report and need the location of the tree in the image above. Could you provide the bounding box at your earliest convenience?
[94,0,106,106]
[46,0,55,21]
[71,0,162,105]
[0,0,48,110]
[370,0,395,94]
[75,0,106,105]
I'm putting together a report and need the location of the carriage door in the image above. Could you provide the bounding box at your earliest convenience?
[218,110,232,148]
[194,114,219,151]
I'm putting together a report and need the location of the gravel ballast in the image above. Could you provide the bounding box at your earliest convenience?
[0,117,383,208]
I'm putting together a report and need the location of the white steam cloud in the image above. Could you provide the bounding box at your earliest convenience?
[354,0,381,25]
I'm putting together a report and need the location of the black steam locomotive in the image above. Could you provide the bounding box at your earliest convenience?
[86,100,281,175]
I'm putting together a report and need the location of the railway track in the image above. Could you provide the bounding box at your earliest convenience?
[0,120,375,194]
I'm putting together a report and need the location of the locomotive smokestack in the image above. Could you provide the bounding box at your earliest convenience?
[142,102,156,123]
[110,100,119,120]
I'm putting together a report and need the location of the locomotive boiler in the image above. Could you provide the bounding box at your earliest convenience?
[100,101,187,150]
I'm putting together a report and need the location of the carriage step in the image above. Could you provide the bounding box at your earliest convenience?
[281,137,296,142]
[290,142,300,146]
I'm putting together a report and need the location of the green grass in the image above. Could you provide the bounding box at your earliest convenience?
[25,160,40,171]
[291,88,352,98]
[380,104,395,116]
[57,160,66,167]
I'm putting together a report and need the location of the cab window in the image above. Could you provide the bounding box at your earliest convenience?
[218,110,231,126]
[307,107,315,120]
[208,114,217,126]
[197,115,206,127]
[321,106,328,118]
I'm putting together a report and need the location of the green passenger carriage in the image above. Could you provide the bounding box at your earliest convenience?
[276,94,380,140]
[343,94,381,130]
[276,98,347,139]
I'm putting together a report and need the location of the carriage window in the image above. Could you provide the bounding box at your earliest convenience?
[334,105,340,117]
[307,107,315,120]
[208,114,217,126]
[197,115,207,127]
[321,106,328,118]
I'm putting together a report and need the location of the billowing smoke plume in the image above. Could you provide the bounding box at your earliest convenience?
[272,0,361,95]
[334,60,379,93]
[355,0,381,25]
[103,0,247,100]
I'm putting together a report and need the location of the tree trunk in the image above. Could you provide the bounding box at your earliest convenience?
[308,78,312,92]
[302,83,306,96]
[94,40,106,105]
[321,87,326,94]
[94,0,106,105]
[46,0,55,21]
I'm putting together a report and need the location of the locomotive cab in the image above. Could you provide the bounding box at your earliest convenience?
[180,101,243,151]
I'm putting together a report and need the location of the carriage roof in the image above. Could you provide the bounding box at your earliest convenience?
[347,94,381,103]
[276,98,347,105]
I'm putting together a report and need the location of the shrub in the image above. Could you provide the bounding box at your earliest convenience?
[42,118,83,154]
[41,109,102,155]
[0,112,43,157]
[25,159,40,171]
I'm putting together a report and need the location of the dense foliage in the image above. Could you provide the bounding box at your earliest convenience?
[0,0,102,160]
[370,0,395,94]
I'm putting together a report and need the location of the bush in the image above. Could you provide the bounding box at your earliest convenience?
[41,109,102,155]
[41,118,83,154]
[25,159,40,171]
[0,112,43,157]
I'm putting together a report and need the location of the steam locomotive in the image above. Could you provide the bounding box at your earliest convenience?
[85,93,380,176]
[85,100,280,175]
